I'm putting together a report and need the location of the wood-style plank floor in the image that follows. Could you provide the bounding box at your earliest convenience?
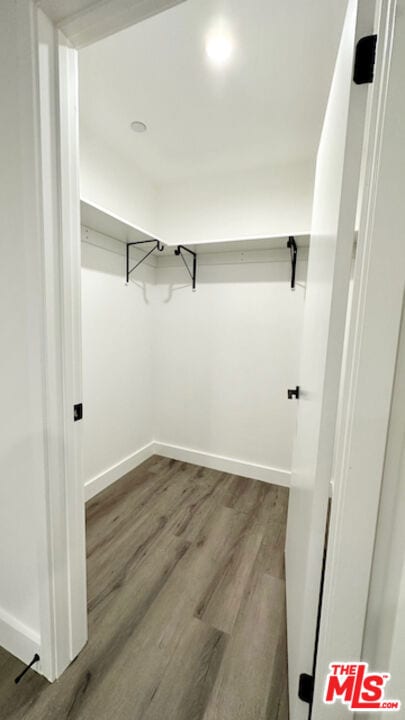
[0,456,289,720]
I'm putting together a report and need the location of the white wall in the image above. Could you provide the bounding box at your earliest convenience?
[80,125,159,233]
[0,0,47,664]
[80,122,314,245]
[156,161,314,244]
[81,232,155,498]
[81,227,307,493]
[153,260,306,478]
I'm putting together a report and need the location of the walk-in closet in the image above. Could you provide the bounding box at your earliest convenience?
[2,0,395,718]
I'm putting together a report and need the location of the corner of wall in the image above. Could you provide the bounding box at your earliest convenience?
[84,441,156,501]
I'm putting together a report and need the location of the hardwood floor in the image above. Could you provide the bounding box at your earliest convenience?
[0,456,289,720]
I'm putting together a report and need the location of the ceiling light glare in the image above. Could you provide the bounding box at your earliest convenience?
[206,29,233,66]
[131,121,147,133]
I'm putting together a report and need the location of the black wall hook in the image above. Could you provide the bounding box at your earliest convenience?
[287,236,298,290]
[174,245,197,291]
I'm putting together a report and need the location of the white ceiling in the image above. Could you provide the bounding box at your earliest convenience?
[79,0,347,184]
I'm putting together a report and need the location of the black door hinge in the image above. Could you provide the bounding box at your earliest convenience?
[299,673,314,704]
[353,34,377,84]
[288,386,300,400]
[74,403,83,422]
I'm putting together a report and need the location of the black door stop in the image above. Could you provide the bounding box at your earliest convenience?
[15,654,40,684]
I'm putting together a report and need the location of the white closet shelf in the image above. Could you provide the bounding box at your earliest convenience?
[81,199,163,246]
[80,198,310,253]
[181,235,310,253]
[81,199,310,289]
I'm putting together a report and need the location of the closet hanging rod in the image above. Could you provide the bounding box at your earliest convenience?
[174,245,197,291]
[287,236,297,290]
[126,239,164,283]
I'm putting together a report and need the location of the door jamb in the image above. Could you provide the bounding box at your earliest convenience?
[36,0,187,681]
[36,9,87,680]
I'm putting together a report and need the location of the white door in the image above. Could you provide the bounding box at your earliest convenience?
[285,1,377,718]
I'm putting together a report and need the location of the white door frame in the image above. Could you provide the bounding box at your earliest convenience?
[35,8,87,680]
[34,0,403,697]
[38,0,187,48]
[34,0,188,681]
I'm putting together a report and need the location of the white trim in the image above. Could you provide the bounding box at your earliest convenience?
[36,7,68,681]
[13,1,65,681]
[53,0,188,49]
[153,442,291,487]
[0,608,40,668]
[35,8,88,681]
[85,442,290,503]
[85,443,156,501]
[57,30,88,668]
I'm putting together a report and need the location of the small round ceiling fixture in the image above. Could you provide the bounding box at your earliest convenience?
[206,29,233,66]
[130,120,147,133]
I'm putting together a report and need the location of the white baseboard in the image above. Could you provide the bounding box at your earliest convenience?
[84,441,290,503]
[0,607,40,667]
[84,442,155,501]
[152,442,291,487]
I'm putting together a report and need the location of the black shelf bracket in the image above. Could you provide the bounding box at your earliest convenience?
[287,236,298,290]
[174,245,197,291]
[126,239,164,283]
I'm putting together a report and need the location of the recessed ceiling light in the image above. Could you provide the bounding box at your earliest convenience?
[206,29,233,66]
[130,121,147,133]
